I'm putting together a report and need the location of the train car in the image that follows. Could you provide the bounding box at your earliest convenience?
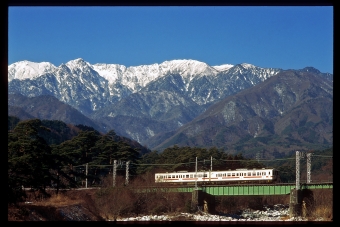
[155,168,280,185]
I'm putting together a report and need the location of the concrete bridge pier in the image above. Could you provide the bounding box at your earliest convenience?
[289,188,314,218]
[289,188,302,217]
[191,189,215,214]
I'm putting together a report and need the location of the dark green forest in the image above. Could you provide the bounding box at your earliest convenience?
[8,116,332,204]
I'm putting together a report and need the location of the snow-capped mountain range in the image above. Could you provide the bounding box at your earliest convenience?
[8,58,333,155]
[8,58,238,86]
[8,58,280,112]
[8,58,272,94]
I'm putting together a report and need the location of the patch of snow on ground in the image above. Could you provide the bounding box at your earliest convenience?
[113,204,324,222]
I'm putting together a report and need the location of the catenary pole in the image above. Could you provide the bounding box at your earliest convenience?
[125,161,130,186]
[195,157,197,189]
[85,163,88,188]
[113,160,117,187]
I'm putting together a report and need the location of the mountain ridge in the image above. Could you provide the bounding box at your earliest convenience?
[152,69,332,158]
[8,59,333,157]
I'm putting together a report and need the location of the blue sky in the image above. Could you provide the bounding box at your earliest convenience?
[8,6,333,73]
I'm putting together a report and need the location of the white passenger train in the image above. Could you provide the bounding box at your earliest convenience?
[155,168,280,185]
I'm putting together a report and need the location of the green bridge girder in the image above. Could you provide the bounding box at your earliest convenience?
[173,183,333,196]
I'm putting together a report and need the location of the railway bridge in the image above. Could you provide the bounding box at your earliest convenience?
[174,182,333,196]
[137,181,332,216]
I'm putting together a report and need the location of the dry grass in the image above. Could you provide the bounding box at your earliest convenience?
[280,215,290,221]
[311,206,333,221]
[23,189,98,207]
[33,193,78,207]
[9,189,103,221]
[308,189,333,221]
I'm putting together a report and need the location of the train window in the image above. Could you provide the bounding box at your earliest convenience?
[176,175,178,178]
[227,173,231,177]
[236,173,239,176]
[252,172,256,176]
[232,173,235,176]
[248,172,251,176]
[190,174,193,178]
[204,174,207,177]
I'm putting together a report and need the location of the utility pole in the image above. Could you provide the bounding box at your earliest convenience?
[125,161,130,186]
[195,157,198,189]
[296,151,300,190]
[210,156,212,182]
[296,151,313,187]
[85,163,88,188]
[307,152,312,183]
[113,160,117,187]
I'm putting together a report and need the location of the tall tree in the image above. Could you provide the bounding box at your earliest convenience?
[8,119,53,202]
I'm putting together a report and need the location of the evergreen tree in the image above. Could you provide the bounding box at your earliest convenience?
[8,119,53,202]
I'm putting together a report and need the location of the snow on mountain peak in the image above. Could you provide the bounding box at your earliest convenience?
[240,63,255,69]
[65,58,91,71]
[8,60,57,82]
[92,63,127,84]
[212,64,234,72]
[160,59,218,77]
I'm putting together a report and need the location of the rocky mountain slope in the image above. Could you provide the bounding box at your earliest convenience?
[152,69,333,158]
